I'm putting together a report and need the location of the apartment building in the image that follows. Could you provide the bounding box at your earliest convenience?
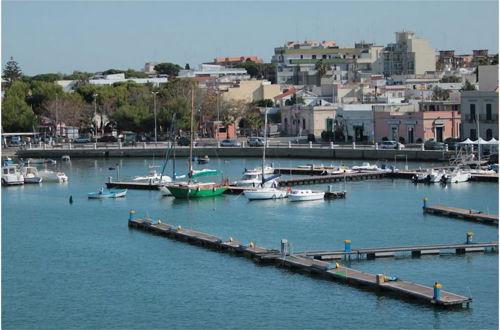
[272,40,384,86]
[206,56,264,67]
[383,31,436,76]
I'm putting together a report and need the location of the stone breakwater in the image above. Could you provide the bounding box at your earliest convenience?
[17,145,448,161]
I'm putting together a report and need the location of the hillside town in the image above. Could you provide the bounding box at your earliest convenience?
[2,31,498,148]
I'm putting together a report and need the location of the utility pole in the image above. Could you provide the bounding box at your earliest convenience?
[93,93,98,138]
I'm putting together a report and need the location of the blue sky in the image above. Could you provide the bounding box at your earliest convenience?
[2,0,498,75]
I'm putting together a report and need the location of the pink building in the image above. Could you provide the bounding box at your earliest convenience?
[374,110,461,143]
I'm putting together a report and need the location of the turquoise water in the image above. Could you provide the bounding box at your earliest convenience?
[2,157,498,329]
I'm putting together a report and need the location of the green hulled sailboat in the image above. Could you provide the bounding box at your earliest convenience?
[165,88,228,199]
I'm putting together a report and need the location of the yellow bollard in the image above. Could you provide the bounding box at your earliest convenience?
[178,225,182,231]
[229,237,233,242]
[158,220,162,224]
[249,242,254,248]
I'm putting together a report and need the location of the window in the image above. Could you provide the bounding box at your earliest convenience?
[300,55,303,59]
[322,55,326,59]
[302,119,306,130]
[486,104,492,120]
[312,55,316,59]
[470,104,476,121]
[470,128,477,140]
[486,129,493,140]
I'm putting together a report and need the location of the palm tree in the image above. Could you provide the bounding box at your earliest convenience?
[315,60,329,78]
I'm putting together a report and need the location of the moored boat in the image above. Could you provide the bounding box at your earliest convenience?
[441,168,471,183]
[21,166,43,184]
[38,169,68,183]
[88,188,127,199]
[287,189,325,202]
[2,165,24,186]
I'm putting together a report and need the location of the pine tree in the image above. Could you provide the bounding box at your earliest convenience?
[2,57,23,86]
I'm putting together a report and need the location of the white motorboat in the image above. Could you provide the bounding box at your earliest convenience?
[429,169,446,183]
[243,186,287,200]
[133,169,172,184]
[2,165,24,186]
[412,169,438,183]
[233,168,277,188]
[441,168,471,183]
[38,169,68,183]
[287,189,325,202]
[351,162,381,171]
[21,166,43,184]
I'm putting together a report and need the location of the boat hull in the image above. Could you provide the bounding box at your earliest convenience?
[166,184,227,199]
[288,191,325,202]
[88,189,128,199]
[243,189,287,200]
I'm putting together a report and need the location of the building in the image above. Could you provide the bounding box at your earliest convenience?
[281,105,337,137]
[206,56,264,67]
[383,31,436,76]
[460,91,498,140]
[221,80,281,103]
[373,104,461,143]
[478,65,499,92]
[178,64,249,80]
[272,40,384,86]
[144,62,160,74]
[87,73,168,87]
[336,104,377,142]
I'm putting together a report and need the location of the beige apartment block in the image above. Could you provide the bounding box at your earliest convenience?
[221,80,281,103]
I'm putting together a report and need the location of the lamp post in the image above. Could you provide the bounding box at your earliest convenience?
[152,91,159,143]
[93,93,98,138]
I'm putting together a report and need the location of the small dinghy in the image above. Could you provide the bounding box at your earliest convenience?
[88,188,128,199]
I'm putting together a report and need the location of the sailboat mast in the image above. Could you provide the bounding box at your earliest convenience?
[189,87,195,179]
[262,108,268,184]
[477,113,481,167]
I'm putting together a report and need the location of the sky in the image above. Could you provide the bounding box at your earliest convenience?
[2,0,499,76]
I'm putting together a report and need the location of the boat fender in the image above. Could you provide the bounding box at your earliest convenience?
[287,187,292,193]
[69,195,73,204]
[229,237,233,242]
[249,242,254,248]
[177,225,182,231]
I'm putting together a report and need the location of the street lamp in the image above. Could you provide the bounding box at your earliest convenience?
[152,91,159,143]
[93,93,99,138]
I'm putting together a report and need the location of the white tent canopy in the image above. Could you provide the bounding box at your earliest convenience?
[459,138,498,145]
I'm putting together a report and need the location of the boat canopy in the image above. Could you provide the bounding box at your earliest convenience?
[191,169,220,178]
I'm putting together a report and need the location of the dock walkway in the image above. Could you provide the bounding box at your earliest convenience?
[424,205,499,226]
[290,242,499,260]
[128,216,473,308]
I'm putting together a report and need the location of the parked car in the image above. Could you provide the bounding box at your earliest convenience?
[380,140,404,149]
[444,138,461,150]
[247,137,264,147]
[424,140,446,150]
[98,135,118,143]
[220,139,241,147]
[73,136,94,143]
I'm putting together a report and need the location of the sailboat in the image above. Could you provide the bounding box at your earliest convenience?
[164,88,228,199]
[243,109,286,200]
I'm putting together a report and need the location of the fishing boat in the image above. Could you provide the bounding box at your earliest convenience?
[38,169,68,183]
[243,109,286,200]
[21,166,43,184]
[441,168,471,183]
[351,162,381,171]
[287,189,325,202]
[88,188,128,199]
[233,168,277,188]
[196,155,210,164]
[164,88,227,199]
[429,169,446,183]
[2,165,24,186]
[133,169,172,184]
[411,169,437,183]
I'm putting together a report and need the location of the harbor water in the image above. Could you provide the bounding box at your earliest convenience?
[2,157,498,329]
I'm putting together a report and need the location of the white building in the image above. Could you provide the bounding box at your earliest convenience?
[88,73,168,87]
[178,64,249,80]
[336,104,377,142]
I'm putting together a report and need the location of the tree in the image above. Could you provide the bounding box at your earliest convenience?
[44,94,87,134]
[245,113,263,136]
[2,85,37,132]
[254,99,274,107]
[2,57,23,86]
[315,60,329,78]
[286,93,305,106]
[461,80,477,91]
[154,62,182,77]
[440,76,461,83]
[432,87,450,100]
[31,73,62,82]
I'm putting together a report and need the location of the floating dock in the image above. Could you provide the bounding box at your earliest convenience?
[424,205,499,226]
[128,215,472,308]
[290,242,499,260]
